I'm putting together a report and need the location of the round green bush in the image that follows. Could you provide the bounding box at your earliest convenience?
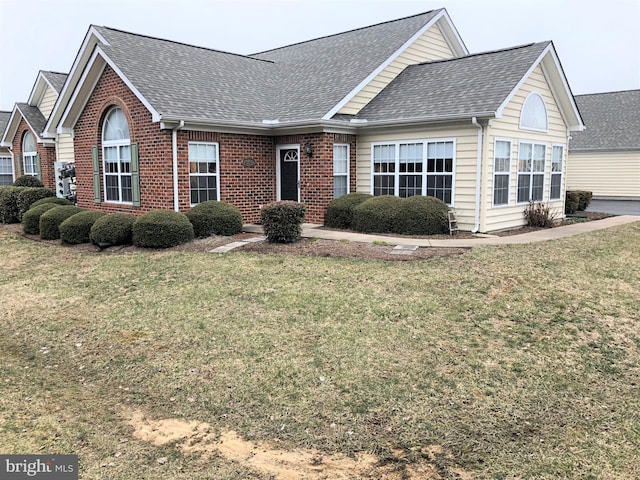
[0,186,27,223]
[17,188,55,219]
[132,210,194,248]
[186,201,243,237]
[90,213,136,247]
[261,201,306,243]
[39,205,84,240]
[31,197,75,208]
[22,203,58,235]
[394,195,450,235]
[13,175,44,187]
[324,193,373,230]
[352,195,404,233]
[59,211,107,244]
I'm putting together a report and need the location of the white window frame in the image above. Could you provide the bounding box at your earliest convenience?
[189,141,220,206]
[550,144,565,201]
[22,132,39,178]
[0,155,14,185]
[102,107,132,204]
[370,138,456,206]
[520,92,548,132]
[492,138,512,207]
[517,141,546,204]
[333,143,350,199]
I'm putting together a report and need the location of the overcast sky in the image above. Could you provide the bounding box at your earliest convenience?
[0,0,638,112]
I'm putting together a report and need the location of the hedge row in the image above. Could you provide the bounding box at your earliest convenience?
[565,190,593,214]
[0,186,57,223]
[261,201,306,243]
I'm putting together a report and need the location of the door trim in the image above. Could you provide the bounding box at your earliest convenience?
[276,144,300,202]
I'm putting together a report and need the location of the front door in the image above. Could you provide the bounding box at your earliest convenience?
[278,147,299,201]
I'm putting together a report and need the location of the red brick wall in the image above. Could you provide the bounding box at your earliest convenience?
[73,64,358,225]
[11,120,56,190]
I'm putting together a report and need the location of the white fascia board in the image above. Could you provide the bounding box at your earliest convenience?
[322,9,448,120]
[27,72,47,107]
[495,44,552,119]
[44,26,108,137]
[0,106,20,145]
[541,47,585,131]
[437,10,469,57]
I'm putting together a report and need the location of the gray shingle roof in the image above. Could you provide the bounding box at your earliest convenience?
[17,103,47,137]
[0,111,10,138]
[351,42,550,122]
[41,71,68,93]
[569,90,640,151]
[92,10,442,124]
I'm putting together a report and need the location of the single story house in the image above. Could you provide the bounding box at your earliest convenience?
[39,8,583,231]
[1,71,69,191]
[0,111,12,185]
[567,90,640,200]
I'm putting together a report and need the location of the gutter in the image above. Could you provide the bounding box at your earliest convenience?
[471,117,483,233]
[172,120,185,212]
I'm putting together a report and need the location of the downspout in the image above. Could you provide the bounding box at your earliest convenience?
[172,121,185,212]
[471,117,483,233]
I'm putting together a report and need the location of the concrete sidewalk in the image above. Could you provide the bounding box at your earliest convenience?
[243,215,639,248]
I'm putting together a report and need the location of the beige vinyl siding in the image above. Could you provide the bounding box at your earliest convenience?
[38,86,58,119]
[482,64,569,232]
[357,126,479,231]
[566,151,640,198]
[56,133,75,164]
[339,22,455,115]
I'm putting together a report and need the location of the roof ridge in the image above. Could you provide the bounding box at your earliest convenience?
[251,9,441,56]
[96,26,275,64]
[575,89,640,97]
[41,70,68,76]
[410,41,547,67]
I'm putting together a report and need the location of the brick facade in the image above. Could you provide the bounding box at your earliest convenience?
[73,65,357,224]
[11,119,56,190]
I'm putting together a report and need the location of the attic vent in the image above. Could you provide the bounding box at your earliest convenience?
[262,119,279,125]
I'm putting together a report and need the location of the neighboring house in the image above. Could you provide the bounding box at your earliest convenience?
[0,111,13,185]
[42,8,583,231]
[1,71,69,191]
[567,90,640,200]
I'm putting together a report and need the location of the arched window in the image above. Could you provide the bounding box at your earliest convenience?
[22,132,39,178]
[102,107,132,202]
[520,93,548,131]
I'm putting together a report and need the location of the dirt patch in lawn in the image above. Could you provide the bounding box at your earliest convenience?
[127,409,464,479]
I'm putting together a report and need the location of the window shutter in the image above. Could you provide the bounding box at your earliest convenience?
[92,146,101,203]
[35,154,41,179]
[131,142,140,207]
[16,155,23,177]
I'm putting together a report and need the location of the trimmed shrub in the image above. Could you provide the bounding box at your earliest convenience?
[90,213,136,247]
[261,201,306,243]
[17,188,55,219]
[565,191,580,214]
[59,211,106,244]
[577,190,593,211]
[394,195,450,235]
[31,196,74,208]
[132,210,194,248]
[186,201,243,238]
[0,186,28,223]
[324,193,373,230]
[13,175,44,187]
[352,195,404,233]
[524,201,555,228]
[22,203,58,235]
[39,205,84,240]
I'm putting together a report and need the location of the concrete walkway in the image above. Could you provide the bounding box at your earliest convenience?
[243,215,639,249]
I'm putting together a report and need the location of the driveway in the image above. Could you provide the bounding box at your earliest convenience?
[587,199,640,216]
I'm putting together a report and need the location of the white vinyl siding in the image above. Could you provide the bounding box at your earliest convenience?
[189,142,219,205]
[566,150,640,199]
[38,86,58,119]
[333,144,349,199]
[339,22,456,115]
[493,140,511,206]
[0,156,13,185]
[57,133,75,164]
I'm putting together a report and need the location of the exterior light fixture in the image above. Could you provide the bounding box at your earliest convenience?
[305,143,313,157]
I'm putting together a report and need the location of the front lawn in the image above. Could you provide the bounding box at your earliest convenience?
[0,223,638,479]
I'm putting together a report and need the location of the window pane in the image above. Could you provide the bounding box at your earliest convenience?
[520,93,548,130]
[399,175,421,198]
[495,141,511,173]
[517,174,530,203]
[334,176,347,199]
[532,174,544,201]
[103,108,130,141]
[334,145,348,174]
[373,175,394,196]
[550,174,561,200]
[493,174,509,206]
[552,145,563,172]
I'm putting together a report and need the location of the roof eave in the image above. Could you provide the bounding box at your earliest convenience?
[354,112,497,129]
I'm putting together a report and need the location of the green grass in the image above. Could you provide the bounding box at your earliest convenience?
[1,222,639,479]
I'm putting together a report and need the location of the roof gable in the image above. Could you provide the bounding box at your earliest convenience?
[570,90,640,151]
[1,103,51,147]
[0,111,10,139]
[27,71,68,107]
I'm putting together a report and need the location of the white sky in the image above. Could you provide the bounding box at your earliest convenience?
[0,0,638,112]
